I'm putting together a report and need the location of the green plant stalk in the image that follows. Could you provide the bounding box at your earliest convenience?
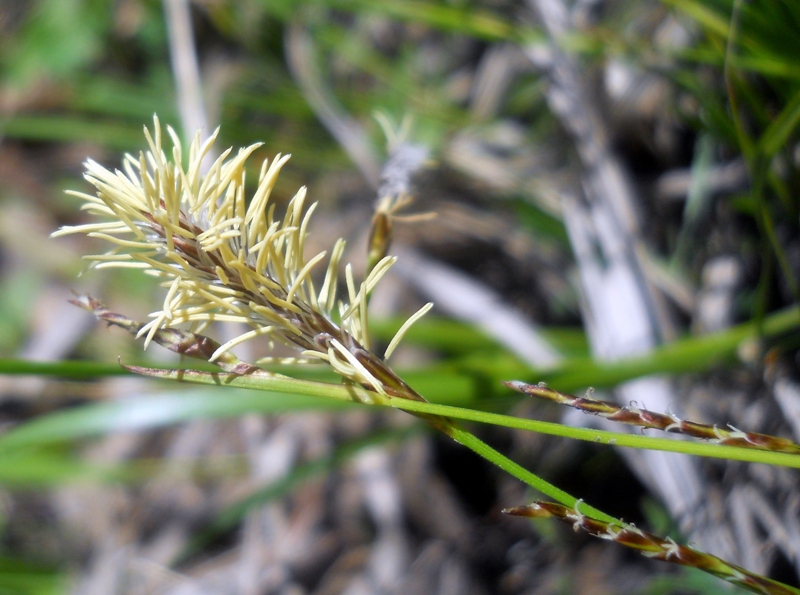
[387,398,800,468]
[446,424,619,524]
[88,365,800,469]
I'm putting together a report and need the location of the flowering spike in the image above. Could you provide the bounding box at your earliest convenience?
[54,117,433,400]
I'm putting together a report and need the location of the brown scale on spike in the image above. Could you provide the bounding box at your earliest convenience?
[506,381,800,455]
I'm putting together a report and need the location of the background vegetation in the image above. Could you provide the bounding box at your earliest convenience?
[1,0,800,593]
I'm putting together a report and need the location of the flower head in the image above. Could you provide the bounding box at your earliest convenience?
[54,117,430,399]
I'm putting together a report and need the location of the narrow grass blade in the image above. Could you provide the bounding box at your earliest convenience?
[758,89,800,158]
[0,389,358,450]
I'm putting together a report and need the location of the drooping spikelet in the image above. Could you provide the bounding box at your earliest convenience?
[504,501,798,595]
[53,116,430,399]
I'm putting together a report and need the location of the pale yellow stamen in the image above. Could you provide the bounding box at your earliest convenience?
[384,302,433,360]
[210,326,276,361]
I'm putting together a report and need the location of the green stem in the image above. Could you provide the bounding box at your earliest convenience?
[447,423,619,525]
[388,398,800,468]
[8,359,800,468]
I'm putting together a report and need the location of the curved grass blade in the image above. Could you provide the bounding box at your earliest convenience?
[0,388,358,451]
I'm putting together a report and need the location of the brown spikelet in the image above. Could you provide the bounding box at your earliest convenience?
[506,381,800,455]
[504,501,800,595]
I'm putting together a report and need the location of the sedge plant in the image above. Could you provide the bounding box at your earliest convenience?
[51,117,800,595]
